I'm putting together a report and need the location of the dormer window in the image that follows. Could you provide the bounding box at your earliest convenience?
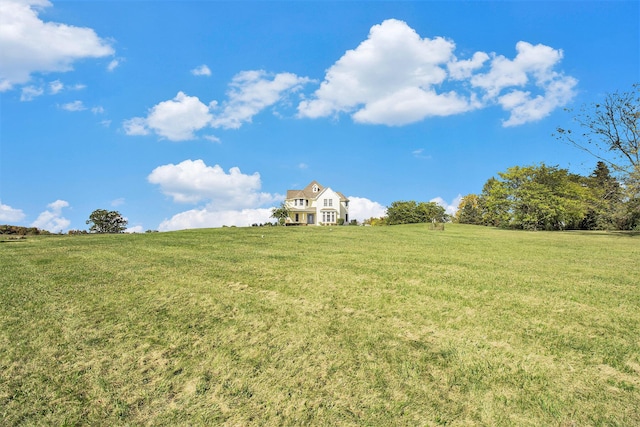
[312,184,319,193]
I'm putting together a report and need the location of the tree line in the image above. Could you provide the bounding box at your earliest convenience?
[455,162,638,230]
[457,83,639,231]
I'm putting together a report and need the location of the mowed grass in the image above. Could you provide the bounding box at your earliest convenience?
[1,224,639,426]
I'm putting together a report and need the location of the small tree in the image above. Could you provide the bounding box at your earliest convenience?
[86,209,128,233]
[270,202,289,226]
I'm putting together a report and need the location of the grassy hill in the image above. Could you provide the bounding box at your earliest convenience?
[1,224,639,425]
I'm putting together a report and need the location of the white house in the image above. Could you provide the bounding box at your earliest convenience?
[285,181,349,225]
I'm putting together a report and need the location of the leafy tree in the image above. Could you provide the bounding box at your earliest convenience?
[556,83,639,175]
[270,202,289,226]
[455,194,483,225]
[480,164,588,230]
[479,178,511,228]
[86,209,128,233]
[386,201,446,225]
[580,162,623,230]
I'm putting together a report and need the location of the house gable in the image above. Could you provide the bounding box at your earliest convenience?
[285,181,349,225]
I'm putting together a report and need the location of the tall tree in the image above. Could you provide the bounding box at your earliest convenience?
[581,162,623,230]
[455,194,483,225]
[556,83,639,175]
[480,164,588,230]
[479,178,511,228]
[86,209,128,233]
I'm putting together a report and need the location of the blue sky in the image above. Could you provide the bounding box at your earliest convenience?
[1,0,638,232]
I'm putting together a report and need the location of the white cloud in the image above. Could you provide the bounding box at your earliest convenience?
[298,19,576,127]
[204,135,221,143]
[149,159,286,231]
[448,51,490,80]
[111,197,125,207]
[125,225,144,233]
[148,159,281,209]
[124,71,311,141]
[210,70,312,129]
[0,0,114,91]
[20,84,43,101]
[91,106,105,114]
[348,196,387,222]
[158,208,274,231]
[0,201,25,222]
[471,41,577,126]
[125,92,213,141]
[498,75,578,127]
[31,199,70,233]
[122,117,149,136]
[430,195,463,216]
[49,79,63,94]
[60,100,85,111]
[107,58,121,72]
[298,19,477,125]
[191,64,211,76]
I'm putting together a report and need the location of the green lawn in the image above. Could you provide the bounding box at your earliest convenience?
[1,224,639,425]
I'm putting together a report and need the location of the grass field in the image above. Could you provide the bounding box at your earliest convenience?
[1,224,639,426]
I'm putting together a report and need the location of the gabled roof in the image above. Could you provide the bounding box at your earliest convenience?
[286,181,348,202]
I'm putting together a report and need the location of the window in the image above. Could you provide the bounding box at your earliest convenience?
[294,199,298,206]
[322,211,336,223]
[313,185,319,193]
[324,199,328,207]
[328,199,333,207]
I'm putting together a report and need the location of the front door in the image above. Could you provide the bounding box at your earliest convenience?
[307,214,314,225]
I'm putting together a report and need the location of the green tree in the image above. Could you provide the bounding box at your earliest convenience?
[86,209,128,233]
[479,178,511,227]
[386,201,446,225]
[455,194,483,225]
[581,162,623,229]
[270,202,289,226]
[480,164,588,230]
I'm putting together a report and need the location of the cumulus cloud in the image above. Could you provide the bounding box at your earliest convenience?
[148,159,281,208]
[124,71,311,141]
[60,100,86,111]
[298,19,576,127]
[148,159,286,230]
[158,208,274,231]
[124,92,213,141]
[298,19,478,125]
[210,70,312,129]
[49,79,63,94]
[471,41,577,126]
[0,0,114,91]
[348,196,387,222]
[125,225,144,233]
[0,201,25,222]
[191,64,211,76]
[31,199,70,233]
[20,85,43,101]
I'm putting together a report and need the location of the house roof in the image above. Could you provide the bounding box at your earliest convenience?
[286,181,348,201]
